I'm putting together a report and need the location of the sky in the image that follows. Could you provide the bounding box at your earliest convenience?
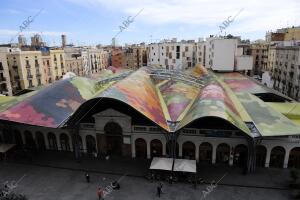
[0,0,300,46]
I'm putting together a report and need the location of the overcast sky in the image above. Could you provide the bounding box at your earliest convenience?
[0,0,299,46]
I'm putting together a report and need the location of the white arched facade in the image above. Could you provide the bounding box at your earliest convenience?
[1,108,300,169]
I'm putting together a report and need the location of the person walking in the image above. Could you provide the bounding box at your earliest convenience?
[156,185,161,198]
[85,172,90,183]
[97,187,104,200]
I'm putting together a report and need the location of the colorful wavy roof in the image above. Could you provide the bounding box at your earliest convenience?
[0,65,299,137]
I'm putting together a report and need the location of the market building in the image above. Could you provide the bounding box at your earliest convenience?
[0,65,299,172]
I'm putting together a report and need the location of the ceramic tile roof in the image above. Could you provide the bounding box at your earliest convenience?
[0,65,299,137]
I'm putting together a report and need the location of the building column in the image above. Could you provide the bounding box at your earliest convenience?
[162,141,166,156]
[229,146,234,166]
[195,145,199,162]
[146,140,151,159]
[82,135,87,153]
[43,132,49,149]
[265,147,271,168]
[179,142,183,157]
[212,145,217,164]
[131,137,136,158]
[68,134,73,152]
[283,149,290,168]
[56,133,61,151]
[21,132,26,146]
[94,135,99,154]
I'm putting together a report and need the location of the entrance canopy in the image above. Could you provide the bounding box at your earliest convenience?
[150,157,173,171]
[0,144,15,153]
[173,159,197,173]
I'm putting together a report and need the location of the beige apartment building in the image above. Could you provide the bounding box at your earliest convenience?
[250,42,268,76]
[7,50,46,94]
[65,56,84,76]
[0,48,12,96]
[268,46,300,101]
[49,49,66,81]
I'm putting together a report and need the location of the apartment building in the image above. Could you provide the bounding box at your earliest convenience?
[149,39,196,70]
[111,48,123,68]
[7,50,46,93]
[250,42,268,76]
[49,49,66,81]
[268,46,300,101]
[0,48,12,96]
[205,37,253,72]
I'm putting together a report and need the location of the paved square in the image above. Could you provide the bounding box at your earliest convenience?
[0,162,291,200]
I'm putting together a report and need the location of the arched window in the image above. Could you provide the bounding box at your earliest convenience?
[199,142,212,163]
[135,138,147,159]
[86,135,96,154]
[24,130,36,149]
[36,132,46,150]
[270,146,285,168]
[182,141,195,160]
[234,144,248,167]
[289,147,300,168]
[256,145,267,167]
[60,133,70,151]
[216,143,230,164]
[150,139,162,158]
[48,132,58,150]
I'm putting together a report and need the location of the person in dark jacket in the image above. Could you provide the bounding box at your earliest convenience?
[85,172,90,183]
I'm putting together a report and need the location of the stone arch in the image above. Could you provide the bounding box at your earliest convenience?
[60,133,70,151]
[216,143,230,164]
[256,145,267,167]
[13,130,23,147]
[135,138,147,159]
[48,132,58,150]
[86,135,96,154]
[270,146,285,168]
[288,147,300,168]
[35,131,46,150]
[199,142,213,163]
[24,130,36,149]
[182,141,196,160]
[234,144,248,167]
[150,139,162,158]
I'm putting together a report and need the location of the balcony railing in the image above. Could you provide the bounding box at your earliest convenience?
[27,75,33,79]
[26,64,31,69]
[14,75,20,80]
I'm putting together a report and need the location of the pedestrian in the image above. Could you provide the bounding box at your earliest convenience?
[85,172,90,183]
[97,187,104,200]
[156,185,161,198]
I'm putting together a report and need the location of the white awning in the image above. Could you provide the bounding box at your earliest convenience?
[0,144,15,153]
[173,159,197,173]
[150,157,173,171]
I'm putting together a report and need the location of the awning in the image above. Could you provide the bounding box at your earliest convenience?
[0,144,15,153]
[173,159,197,173]
[149,157,173,171]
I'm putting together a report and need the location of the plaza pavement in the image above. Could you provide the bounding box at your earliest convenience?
[0,151,294,199]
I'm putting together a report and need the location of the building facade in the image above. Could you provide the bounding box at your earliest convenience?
[149,39,196,70]
[7,50,46,93]
[250,42,268,76]
[0,66,299,171]
[0,48,13,96]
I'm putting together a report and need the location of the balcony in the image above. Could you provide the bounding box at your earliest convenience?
[26,64,31,69]
[36,72,41,77]
[35,64,40,68]
[27,75,33,79]
[12,65,18,69]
